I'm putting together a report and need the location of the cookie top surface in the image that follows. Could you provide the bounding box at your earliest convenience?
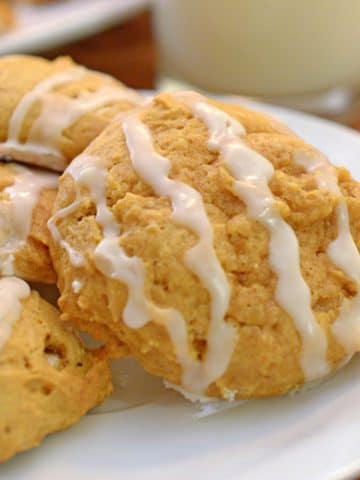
[0,276,112,462]
[49,91,360,400]
[0,161,58,283]
[0,55,143,171]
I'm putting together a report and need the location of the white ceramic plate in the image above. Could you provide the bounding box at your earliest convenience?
[2,98,360,480]
[0,0,149,56]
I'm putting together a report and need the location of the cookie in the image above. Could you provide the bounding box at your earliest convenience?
[48,91,360,400]
[0,55,143,171]
[0,161,58,283]
[0,277,112,462]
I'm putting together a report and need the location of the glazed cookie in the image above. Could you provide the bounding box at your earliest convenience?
[0,55,143,171]
[49,92,360,400]
[0,1,14,33]
[0,277,112,462]
[0,161,58,283]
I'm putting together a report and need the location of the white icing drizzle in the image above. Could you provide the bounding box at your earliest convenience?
[0,163,58,275]
[71,279,83,294]
[62,154,151,328]
[295,151,360,353]
[123,114,235,392]
[46,352,61,368]
[1,67,86,170]
[28,85,143,154]
[47,200,85,267]
[163,380,218,403]
[0,66,143,171]
[0,277,30,352]
[175,92,329,381]
[8,68,86,141]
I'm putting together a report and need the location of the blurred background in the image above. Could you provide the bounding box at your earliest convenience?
[1,0,360,129]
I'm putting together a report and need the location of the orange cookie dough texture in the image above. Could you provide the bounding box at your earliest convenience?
[0,279,112,463]
[49,92,360,400]
[0,161,58,283]
[0,55,143,171]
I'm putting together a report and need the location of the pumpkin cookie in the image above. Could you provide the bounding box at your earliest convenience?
[0,55,143,171]
[0,277,112,462]
[49,92,360,400]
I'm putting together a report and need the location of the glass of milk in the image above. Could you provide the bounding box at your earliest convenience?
[153,0,360,115]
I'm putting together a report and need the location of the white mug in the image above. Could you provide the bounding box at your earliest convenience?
[153,0,360,102]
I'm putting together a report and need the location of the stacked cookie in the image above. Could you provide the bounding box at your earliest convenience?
[2,54,360,461]
[0,55,142,461]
